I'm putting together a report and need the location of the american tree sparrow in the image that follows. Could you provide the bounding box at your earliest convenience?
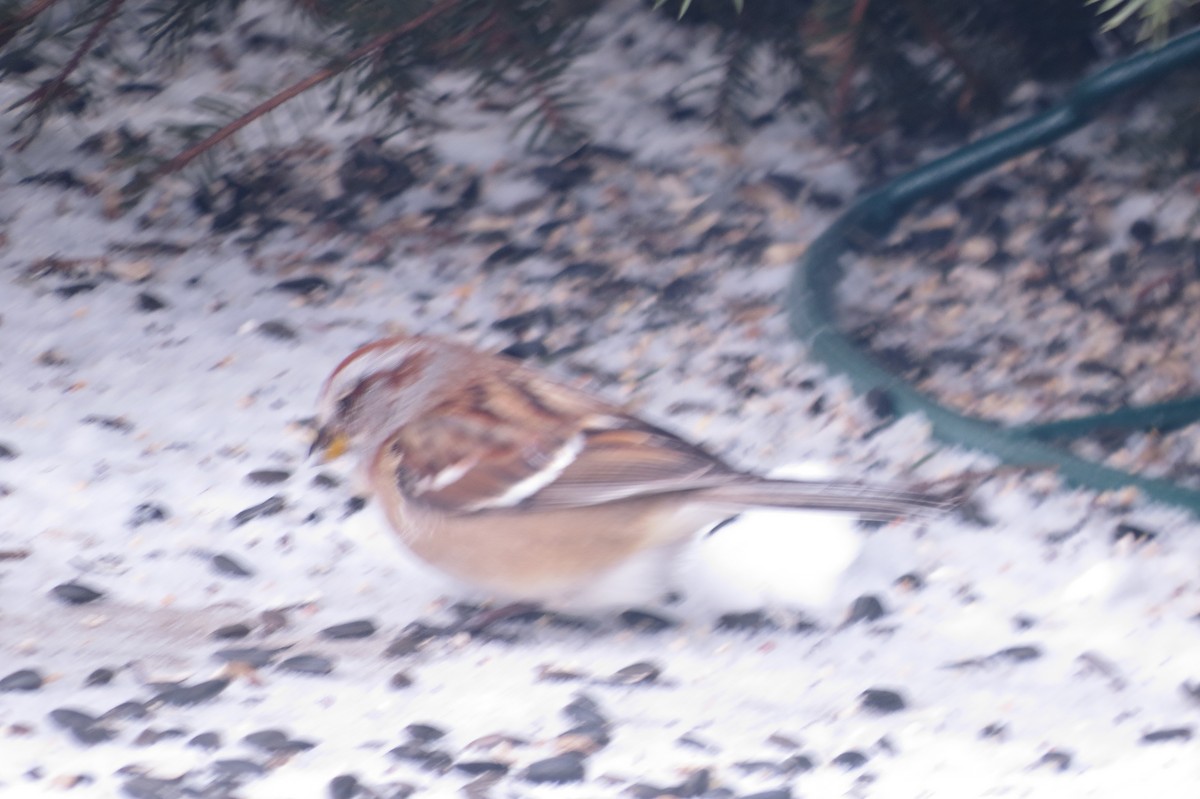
[312,336,938,607]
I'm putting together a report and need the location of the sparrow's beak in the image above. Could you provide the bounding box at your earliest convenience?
[309,426,348,462]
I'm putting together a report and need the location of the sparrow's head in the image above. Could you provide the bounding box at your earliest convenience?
[311,336,441,462]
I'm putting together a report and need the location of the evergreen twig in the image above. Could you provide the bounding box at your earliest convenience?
[10,0,124,137]
[153,0,461,178]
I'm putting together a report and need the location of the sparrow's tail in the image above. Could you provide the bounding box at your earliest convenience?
[697,478,950,520]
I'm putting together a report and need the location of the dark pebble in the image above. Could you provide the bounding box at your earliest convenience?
[390,671,414,689]
[863,387,895,420]
[860,688,907,713]
[56,281,99,298]
[483,243,539,269]
[151,678,229,706]
[134,727,188,746]
[189,731,222,750]
[499,339,548,360]
[245,469,291,485]
[342,496,367,518]
[531,162,592,191]
[385,623,441,657]
[454,761,509,776]
[616,609,677,633]
[85,667,116,687]
[994,645,1042,663]
[521,752,586,784]
[212,759,267,778]
[257,320,298,341]
[716,611,779,632]
[1114,522,1156,544]
[607,661,662,686]
[103,700,149,720]
[211,623,253,640]
[320,619,377,640]
[135,292,168,312]
[214,646,289,667]
[0,442,18,459]
[559,721,611,751]
[232,495,286,526]
[387,742,452,772]
[831,750,868,769]
[82,414,133,432]
[71,724,118,745]
[1036,750,1072,771]
[562,695,609,728]
[765,171,806,200]
[128,502,169,528]
[312,472,341,489]
[211,553,254,578]
[782,754,815,773]
[406,723,446,742]
[50,708,99,731]
[980,722,1007,739]
[51,581,105,605]
[121,775,184,799]
[1140,727,1192,744]
[846,595,886,624]
[279,654,335,675]
[555,261,610,281]
[274,276,331,296]
[243,729,290,751]
[0,669,44,691]
[329,774,362,799]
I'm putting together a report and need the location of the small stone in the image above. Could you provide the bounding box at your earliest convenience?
[257,320,297,341]
[607,661,662,686]
[1035,750,1072,771]
[279,654,335,676]
[214,646,289,667]
[134,727,187,746]
[135,292,168,312]
[741,790,791,799]
[860,688,906,713]
[1114,522,1156,544]
[320,619,377,640]
[717,611,779,632]
[232,495,286,526]
[616,609,677,633]
[454,761,509,776]
[51,581,105,605]
[151,678,229,706]
[245,469,291,486]
[0,442,18,459]
[831,750,868,769]
[242,729,288,750]
[521,752,585,784]
[103,700,149,720]
[980,722,1008,739]
[329,774,362,799]
[845,595,886,624]
[189,731,222,750]
[0,669,43,691]
[562,695,608,728]
[274,276,331,296]
[211,623,253,640]
[406,723,446,742]
[385,623,441,657]
[128,502,169,528]
[49,708,99,731]
[85,668,116,687]
[1140,727,1192,744]
[211,553,254,578]
[211,759,266,778]
[389,671,414,689]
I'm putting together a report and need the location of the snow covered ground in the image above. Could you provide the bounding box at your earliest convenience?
[1,3,1198,797]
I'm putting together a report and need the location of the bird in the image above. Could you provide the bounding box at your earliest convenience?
[311,335,940,609]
